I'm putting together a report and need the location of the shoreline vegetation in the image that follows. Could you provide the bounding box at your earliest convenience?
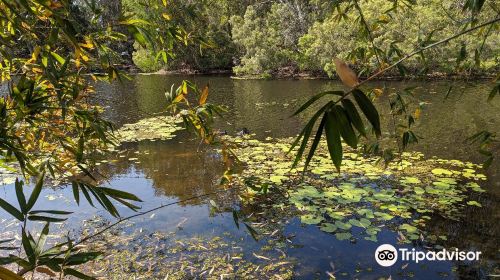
[136,66,497,81]
[126,1,499,81]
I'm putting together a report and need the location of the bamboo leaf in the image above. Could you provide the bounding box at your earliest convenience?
[99,187,142,202]
[29,210,73,215]
[21,229,35,265]
[14,179,27,214]
[333,105,358,148]
[353,89,381,137]
[292,91,343,116]
[232,210,240,229]
[199,85,209,105]
[63,268,95,279]
[27,172,45,212]
[304,113,327,171]
[28,215,67,223]
[66,252,102,266]
[0,198,24,221]
[325,110,343,171]
[72,181,80,205]
[35,223,49,256]
[341,99,366,137]
[0,266,24,280]
[290,102,332,167]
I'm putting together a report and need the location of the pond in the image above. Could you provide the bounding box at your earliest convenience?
[1,75,499,279]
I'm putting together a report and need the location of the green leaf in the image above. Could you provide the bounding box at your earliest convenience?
[66,252,102,266]
[27,172,45,212]
[341,99,366,137]
[29,210,73,215]
[99,187,142,202]
[335,232,352,241]
[467,200,482,207]
[35,223,49,256]
[27,215,67,223]
[348,218,371,228]
[79,184,94,207]
[14,179,27,214]
[50,52,66,65]
[325,110,343,172]
[0,198,24,221]
[304,114,327,171]
[21,229,36,265]
[332,105,358,148]
[353,89,381,137]
[63,268,95,280]
[72,182,80,205]
[290,102,332,168]
[293,91,343,116]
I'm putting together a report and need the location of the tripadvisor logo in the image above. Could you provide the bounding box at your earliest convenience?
[375,244,481,267]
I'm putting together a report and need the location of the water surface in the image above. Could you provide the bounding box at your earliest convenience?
[1,75,499,279]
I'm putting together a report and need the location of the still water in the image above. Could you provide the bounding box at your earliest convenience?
[1,75,499,279]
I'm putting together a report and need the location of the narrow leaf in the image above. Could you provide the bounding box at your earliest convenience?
[292,91,343,116]
[341,99,366,137]
[199,85,209,105]
[353,89,381,137]
[304,113,327,171]
[27,172,45,211]
[14,179,27,214]
[333,105,358,148]
[0,198,24,221]
[325,111,343,171]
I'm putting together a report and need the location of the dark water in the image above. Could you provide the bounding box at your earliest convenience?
[1,75,499,279]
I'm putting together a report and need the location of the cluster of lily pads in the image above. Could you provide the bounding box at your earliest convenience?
[225,134,486,243]
[115,116,184,142]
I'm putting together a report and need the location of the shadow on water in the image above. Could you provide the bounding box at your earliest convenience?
[1,74,498,278]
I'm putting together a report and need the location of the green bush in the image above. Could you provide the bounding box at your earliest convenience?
[298,0,500,77]
[132,44,165,73]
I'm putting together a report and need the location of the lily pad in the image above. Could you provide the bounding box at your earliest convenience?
[335,232,352,241]
[300,214,323,225]
[319,223,337,233]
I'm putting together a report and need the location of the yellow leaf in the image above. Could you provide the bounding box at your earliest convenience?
[0,267,25,280]
[181,82,188,94]
[173,93,185,103]
[31,46,41,62]
[199,85,209,105]
[414,108,422,119]
[333,58,359,88]
[162,13,171,20]
[373,88,383,97]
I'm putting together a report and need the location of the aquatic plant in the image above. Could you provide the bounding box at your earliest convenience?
[226,135,486,243]
[115,116,184,142]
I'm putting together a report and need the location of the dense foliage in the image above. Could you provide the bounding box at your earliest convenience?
[124,0,499,77]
